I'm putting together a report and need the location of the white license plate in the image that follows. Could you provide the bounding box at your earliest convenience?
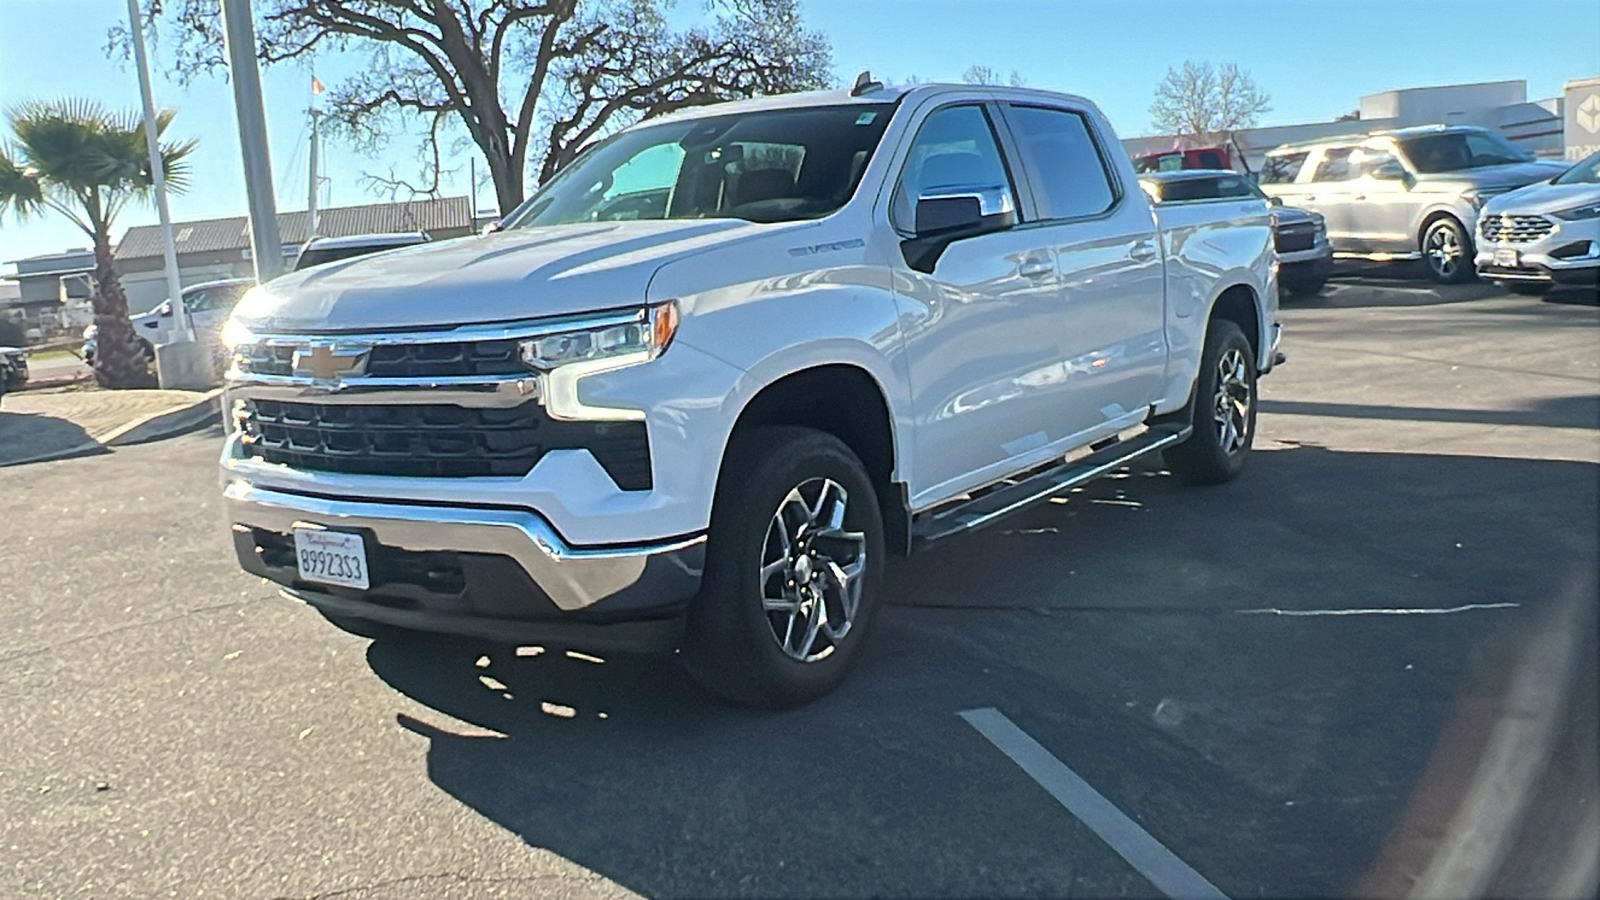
[1494,247,1520,267]
[293,527,370,590]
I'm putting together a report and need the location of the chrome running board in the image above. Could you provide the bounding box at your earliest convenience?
[910,423,1192,549]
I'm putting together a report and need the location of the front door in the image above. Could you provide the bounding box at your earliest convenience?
[888,102,1071,505]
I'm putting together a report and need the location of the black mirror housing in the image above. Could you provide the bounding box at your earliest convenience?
[902,189,1018,274]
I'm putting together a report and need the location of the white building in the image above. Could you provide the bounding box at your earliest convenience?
[1124,79,1579,173]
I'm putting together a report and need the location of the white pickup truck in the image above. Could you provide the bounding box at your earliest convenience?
[220,81,1280,708]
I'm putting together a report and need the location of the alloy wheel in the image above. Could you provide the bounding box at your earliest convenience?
[1213,347,1252,455]
[1426,223,1462,279]
[758,477,867,662]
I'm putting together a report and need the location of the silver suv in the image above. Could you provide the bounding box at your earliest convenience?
[1259,126,1566,283]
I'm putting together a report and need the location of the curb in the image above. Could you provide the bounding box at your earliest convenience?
[103,387,224,447]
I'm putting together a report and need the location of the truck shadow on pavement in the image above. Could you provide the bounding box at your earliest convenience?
[0,410,105,467]
[362,443,1598,899]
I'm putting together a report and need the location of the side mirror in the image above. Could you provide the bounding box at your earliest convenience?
[1267,195,1284,207]
[480,220,503,236]
[158,302,173,318]
[903,187,1017,273]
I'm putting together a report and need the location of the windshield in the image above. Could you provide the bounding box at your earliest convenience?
[1397,130,1532,173]
[503,104,895,228]
[1144,174,1266,203]
[1554,150,1600,185]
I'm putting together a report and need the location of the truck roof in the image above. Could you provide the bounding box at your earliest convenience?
[647,83,1103,125]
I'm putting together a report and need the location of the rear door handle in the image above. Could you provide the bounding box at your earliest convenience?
[1129,242,1158,263]
[1353,194,1367,201]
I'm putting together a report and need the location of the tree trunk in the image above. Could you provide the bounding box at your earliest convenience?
[89,229,154,389]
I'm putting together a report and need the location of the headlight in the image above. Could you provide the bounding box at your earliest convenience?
[220,317,257,351]
[518,302,678,370]
[1553,203,1600,221]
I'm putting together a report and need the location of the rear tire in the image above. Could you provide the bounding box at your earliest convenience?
[1422,217,1475,284]
[1165,319,1257,486]
[682,426,885,709]
[1282,275,1328,298]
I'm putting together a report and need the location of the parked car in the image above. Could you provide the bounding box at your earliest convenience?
[218,80,1281,708]
[82,278,256,365]
[293,232,430,271]
[0,345,26,392]
[1132,144,1238,174]
[1140,169,1332,297]
[1475,149,1600,294]
[1258,126,1567,283]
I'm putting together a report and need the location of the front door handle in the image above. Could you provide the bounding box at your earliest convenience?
[1018,258,1053,279]
[1129,242,1158,263]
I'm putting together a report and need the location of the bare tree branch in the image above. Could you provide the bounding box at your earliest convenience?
[121,0,831,215]
[1150,61,1271,143]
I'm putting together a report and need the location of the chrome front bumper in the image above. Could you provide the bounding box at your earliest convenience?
[223,482,705,613]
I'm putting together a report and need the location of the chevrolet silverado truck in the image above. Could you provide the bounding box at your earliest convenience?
[219,80,1280,708]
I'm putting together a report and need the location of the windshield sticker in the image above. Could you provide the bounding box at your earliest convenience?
[856,112,878,126]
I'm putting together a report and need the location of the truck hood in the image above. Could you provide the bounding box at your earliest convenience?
[1482,179,1600,216]
[233,218,804,333]
[1415,160,1569,191]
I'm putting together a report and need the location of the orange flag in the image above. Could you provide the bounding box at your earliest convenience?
[311,76,325,95]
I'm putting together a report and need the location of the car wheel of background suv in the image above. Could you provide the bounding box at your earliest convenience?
[1422,216,1476,284]
[682,426,885,709]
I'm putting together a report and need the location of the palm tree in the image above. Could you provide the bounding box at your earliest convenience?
[0,100,195,388]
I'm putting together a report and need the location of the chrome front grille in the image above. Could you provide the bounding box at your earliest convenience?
[1480,214,1555,244]
[238,339,527,378]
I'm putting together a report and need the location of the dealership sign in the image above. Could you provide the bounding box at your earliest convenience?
[1566,77,1600,161]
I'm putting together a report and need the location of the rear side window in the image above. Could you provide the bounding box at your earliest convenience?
[1312,148,1356,182]
[1260,152,1308,184]
[1003,105,1117,220]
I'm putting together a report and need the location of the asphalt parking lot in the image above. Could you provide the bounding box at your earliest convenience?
[1,275,1596,899]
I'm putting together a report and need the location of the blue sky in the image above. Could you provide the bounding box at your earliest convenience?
[2,0,1597,268]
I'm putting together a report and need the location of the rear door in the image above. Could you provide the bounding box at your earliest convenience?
[995,102,1167,437]
[1299,146,1362,250]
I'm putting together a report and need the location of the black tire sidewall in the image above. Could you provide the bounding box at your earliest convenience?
[1166,319,1257,485]
[684,426,885,708]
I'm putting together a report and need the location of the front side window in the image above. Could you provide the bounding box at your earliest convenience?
[890,104,1016,232]
[505,104,895,228]
[1351,147,1405,180]
[1260,152,1309,184]
[1003,105,1117,220]
[1312,148,1356,182]
[183,290,212,313]
[1397,130,1532,174]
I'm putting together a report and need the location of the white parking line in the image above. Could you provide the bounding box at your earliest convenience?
[960,707,1230,900]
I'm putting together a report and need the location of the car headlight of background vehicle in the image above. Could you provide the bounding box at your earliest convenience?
[519,302,679,370]
[1552,203,1600,221]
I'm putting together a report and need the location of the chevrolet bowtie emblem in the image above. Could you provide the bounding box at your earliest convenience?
[292,343,369,382]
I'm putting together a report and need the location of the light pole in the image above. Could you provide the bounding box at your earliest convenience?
[125,0,190,345]
[219,0,283,282]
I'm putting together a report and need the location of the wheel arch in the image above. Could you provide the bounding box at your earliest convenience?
[721,363,910,554]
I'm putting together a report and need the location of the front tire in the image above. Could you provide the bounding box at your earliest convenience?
[1165,319,1257,485]
[1282,275,1328,298]
[1422,217,1475,284]
[682,426,885,709]
[1505,282,1551,296]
